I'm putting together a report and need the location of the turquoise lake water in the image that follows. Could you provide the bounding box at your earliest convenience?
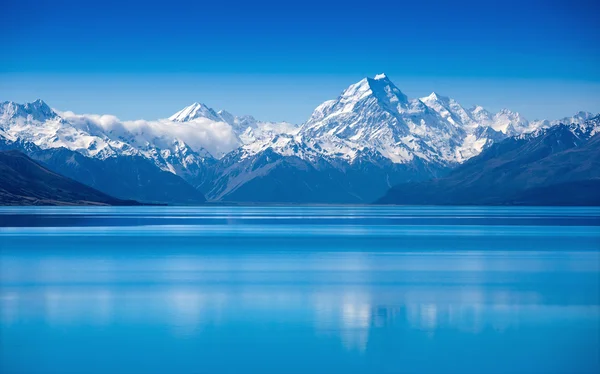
[1,206,599,374]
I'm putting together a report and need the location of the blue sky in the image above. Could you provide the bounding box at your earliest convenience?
[1,0,599,123]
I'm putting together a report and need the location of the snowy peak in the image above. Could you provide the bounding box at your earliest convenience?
[168,102,298,147]
[216,110,235,125]
[367,75,409,106]
[169,103,259,130]
[1,99,57,122]
[423,97,534,134]
[419,92,475,129]
[305,74,410,126]
[557,111,595,125]
[27,99,53,113]
[560,111,598,124]
[469,105,494,124]
[169,102,221,122]
[2,76,596,191]
[470,105,491,116]
[338,74,408,105]
[301,74,471,165]
[419,92,452,112]
[529,111,597,129]
[421,92,449,104]
[301,74,586,166]
[573,111,595,119]
[492,109,529,134]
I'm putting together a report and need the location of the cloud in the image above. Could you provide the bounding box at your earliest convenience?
[58,111,240,157]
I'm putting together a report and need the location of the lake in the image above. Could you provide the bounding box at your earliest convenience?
[1,206,599,374]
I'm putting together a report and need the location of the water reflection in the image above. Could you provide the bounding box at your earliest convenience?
[2,285,599,373]
[1,207,599,374]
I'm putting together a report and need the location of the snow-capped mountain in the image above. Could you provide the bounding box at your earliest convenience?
[519,113,600,141]
[240,73,565,169]
[530,111,595,129]
[0,100,231,180]
[169,102,222,122]
[378,115,600,205]
[419,93,538,135]
[1,74,596,203]
[298,74,466,164]
[200,74,470,201]
[419,92,479,129]
[170,102,298,145]
[0,99,57,123]
[195,74,596,202]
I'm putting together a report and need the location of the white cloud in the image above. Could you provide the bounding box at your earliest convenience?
[58,111,240,157]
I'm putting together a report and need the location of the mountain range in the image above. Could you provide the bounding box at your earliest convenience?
[378,117,600,205]
[1,74,597,205]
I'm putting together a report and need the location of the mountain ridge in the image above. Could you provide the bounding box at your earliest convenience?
[377,115,600,205]
[1,74,597,203]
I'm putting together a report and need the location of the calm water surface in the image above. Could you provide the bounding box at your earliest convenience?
[1,206,599,374]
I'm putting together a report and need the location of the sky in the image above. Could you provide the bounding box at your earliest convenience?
[1,0,599,123]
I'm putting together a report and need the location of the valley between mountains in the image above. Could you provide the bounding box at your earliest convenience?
[1,74,598,205]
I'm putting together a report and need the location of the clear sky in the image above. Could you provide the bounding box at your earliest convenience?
[1,0,599,123]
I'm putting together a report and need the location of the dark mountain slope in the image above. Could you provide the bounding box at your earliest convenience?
[0,138,206,204]
[377,118,600,206]
[507,179,600,206]
[204,147,445,203]
[0,151,137,206]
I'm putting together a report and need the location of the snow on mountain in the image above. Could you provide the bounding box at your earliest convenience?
[4,79,586,175]
[519,114,600,141]
[529,111,595,129]
[1,77,595,203]
[170,102,298,145]
[420,92,478,129]
[177,74,594,172]
[0,101,237,180]
[490,109,531,134]
[377,115,600,206]
[0,100,298,193]
[169,102,221,122]
[237,121,299,144]
[245,74,594,168]
[469,105,494,124]
[299,74,468,165]
[0,99,57,123]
